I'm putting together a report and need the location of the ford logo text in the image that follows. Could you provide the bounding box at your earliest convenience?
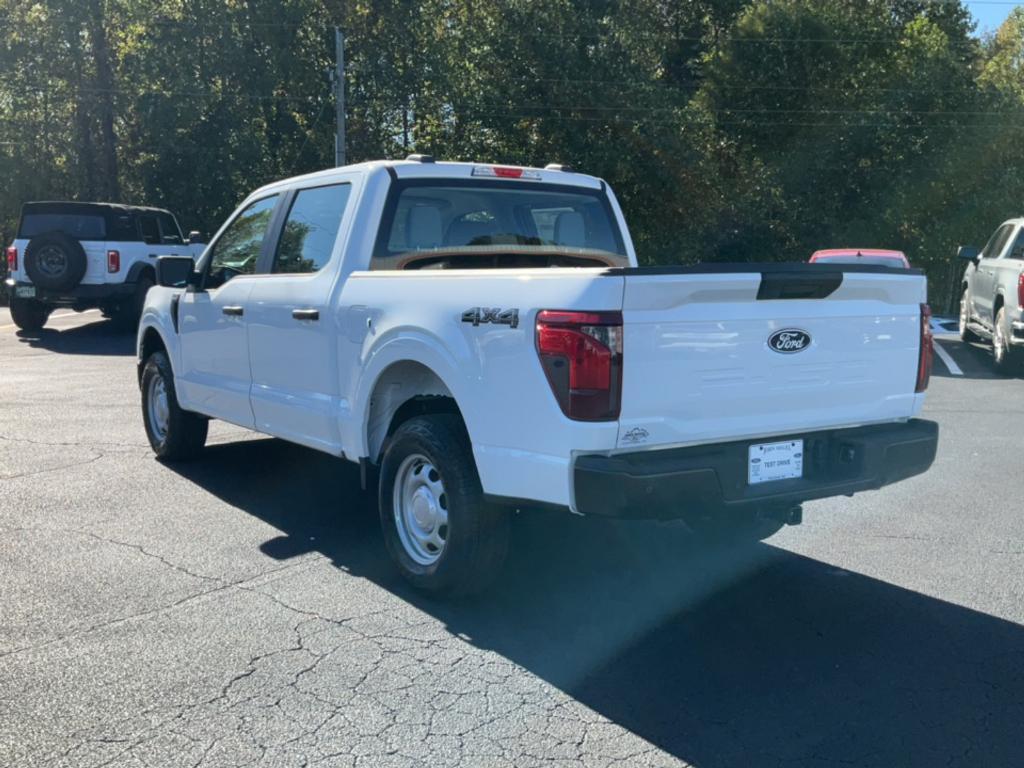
[768,328,811,354]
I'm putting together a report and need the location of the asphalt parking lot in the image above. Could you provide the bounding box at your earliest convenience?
[2,308,1022,768]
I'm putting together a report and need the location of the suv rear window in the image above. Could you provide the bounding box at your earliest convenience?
[372,180,628,270]
[19,213,106,240]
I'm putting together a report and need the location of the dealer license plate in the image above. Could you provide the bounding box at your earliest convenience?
[748,439,803,485]
[15,285,36,298]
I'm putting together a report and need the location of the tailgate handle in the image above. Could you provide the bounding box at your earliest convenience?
[757,271,842,300]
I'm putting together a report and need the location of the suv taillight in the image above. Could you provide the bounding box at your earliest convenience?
[536,310,622,421]
[916,303,933,393]
[6,246,16,272]
[107,250,120,273]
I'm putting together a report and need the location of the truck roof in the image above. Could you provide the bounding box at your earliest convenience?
[21,201,175,216]
[249,159,605,199]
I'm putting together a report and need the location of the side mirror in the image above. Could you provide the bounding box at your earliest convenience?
[187,230,205,245]
[155,255,197,288]
[957,245,980,262]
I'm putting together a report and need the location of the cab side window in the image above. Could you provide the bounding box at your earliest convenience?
[205,195,279,288]
[272,184,351,274]
[981,224,1013,260]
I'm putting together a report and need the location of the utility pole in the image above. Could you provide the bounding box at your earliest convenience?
[334,27,346,167]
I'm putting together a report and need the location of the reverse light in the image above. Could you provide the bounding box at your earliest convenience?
[471,165,541,180]
[107,249,120,273]
[536,310,623,421]
[6,246,16,273]
[916,303,933,393]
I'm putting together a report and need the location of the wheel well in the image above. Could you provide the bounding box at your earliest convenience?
[994,294,1005,316]
[138,327,167,385]
[366,361,462,462]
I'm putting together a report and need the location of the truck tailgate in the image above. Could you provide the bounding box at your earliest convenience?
[616,265,927,450]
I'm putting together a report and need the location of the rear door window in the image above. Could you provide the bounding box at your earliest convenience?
[19,213,106,240]
[271,184,352,274]
[138,215,161,245]
[981,225,1014,260]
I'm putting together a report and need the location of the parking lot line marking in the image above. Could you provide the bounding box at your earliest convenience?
[0,308,100,331]
[933,340,963,376]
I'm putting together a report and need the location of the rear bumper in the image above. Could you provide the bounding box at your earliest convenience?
[573,419,939,519]
[4,278,134,306]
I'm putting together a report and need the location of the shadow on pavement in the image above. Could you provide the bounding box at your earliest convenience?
[170,438,1023,768]
[15,318,135,356]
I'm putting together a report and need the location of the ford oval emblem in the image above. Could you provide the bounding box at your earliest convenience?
[768,328,811,354]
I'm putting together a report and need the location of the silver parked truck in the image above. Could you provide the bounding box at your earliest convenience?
[958,219,1024,372]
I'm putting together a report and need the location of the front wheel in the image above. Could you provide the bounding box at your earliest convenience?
[115,273,154,330]
[378,414,509,596]
[141,351,208,460]
[9,296,51,332]
[959,290,979,343]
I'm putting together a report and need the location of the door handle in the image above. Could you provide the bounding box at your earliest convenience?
[222,306,244,317]
[292,308,319,321]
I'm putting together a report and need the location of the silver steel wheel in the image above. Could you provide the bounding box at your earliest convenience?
[959,292,969,336]
[994,314,1006,364]
[393,453,449,566]
[147,372,170,443]
[37,245,67,277]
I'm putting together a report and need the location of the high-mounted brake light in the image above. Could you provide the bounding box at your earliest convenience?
[916,303,933,393]
[471,165,541,180]
[107,250,120,273]
[6,246,16,273]
[536,310,623,421]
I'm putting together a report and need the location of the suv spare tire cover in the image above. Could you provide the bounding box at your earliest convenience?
[24,231,89,292]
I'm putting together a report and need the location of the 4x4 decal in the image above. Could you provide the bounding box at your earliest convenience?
[461,307,519,329]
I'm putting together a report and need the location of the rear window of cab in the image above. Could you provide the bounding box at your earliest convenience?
[371,179,628,270]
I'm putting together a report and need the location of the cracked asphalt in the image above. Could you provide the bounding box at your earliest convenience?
[1,307,1022,768]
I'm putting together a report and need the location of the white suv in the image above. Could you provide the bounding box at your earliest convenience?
[4,201,203,331]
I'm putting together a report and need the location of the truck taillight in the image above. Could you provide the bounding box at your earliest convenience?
[916,303,933,393]
[6,246,16,272]
[1018,273,1024,309]
[107,250,120,273]
[536,310,622,421]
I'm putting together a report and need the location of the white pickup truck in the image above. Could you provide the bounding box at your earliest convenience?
[137,157,938,595]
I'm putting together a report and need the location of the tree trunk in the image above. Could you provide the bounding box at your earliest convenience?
[86,0,119,201]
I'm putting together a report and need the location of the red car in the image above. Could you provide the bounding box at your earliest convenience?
[809,248,910,268]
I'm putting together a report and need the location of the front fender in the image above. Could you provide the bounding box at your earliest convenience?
[137,287,182,373]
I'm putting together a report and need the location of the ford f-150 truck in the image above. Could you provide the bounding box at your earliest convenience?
[137,157,939,595]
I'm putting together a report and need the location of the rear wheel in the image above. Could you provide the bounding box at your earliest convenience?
[9,296,51,332]
[959,290,979,343]
[992,307,1019,374]
[141,351,208,460]
[378,414,510,596]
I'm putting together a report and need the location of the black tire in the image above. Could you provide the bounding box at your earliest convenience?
[114,272,154,329]
[992,306,1019,374]
[685,508,785,547]
[9,296,51,332]
[23,232,88,292]
[959,289,979,343]
[378,414,510,596]
[140,351,208,460]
